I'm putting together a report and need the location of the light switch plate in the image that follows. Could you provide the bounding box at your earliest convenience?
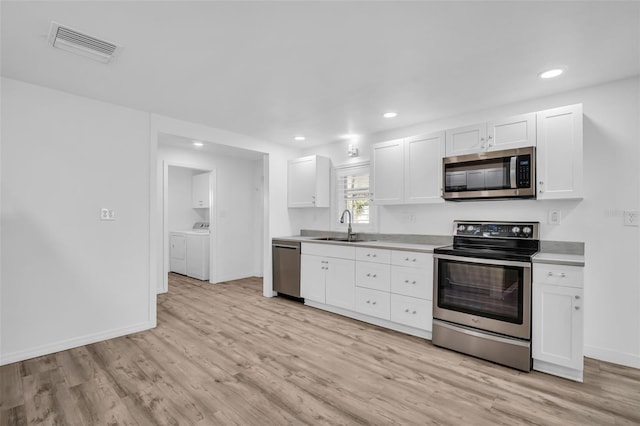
[623,210,638,227]
[100,208,115,221]
[548,209,561,225]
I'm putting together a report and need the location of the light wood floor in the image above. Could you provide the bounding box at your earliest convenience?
[2,274,639,425]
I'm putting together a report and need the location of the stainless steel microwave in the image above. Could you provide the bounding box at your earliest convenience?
[442,147,535,200]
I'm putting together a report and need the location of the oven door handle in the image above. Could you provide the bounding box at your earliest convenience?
[433,253,531,268]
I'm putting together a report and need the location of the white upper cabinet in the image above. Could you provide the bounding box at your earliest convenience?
[372,133,444,205]
[445,113,536,156]
[404,132,445,204]
[487,113,536,151]
[287,155,331,208]
[192,172,210,208]
[371,139,405,204]
[536,104,583,200]
[445,123,487,156]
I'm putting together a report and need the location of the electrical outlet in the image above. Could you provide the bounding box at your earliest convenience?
[100,208,115,221]
[623,210,638,227]
[548,209,562,225]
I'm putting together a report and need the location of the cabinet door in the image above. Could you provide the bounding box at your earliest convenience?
[404,132,445,203]
[536,104,583,199]
[288,156,317,207]
[371,139,404,204]
[300,254,326,303]
[487,113,536,151]
[325,258,356,310]
[445,123,487,156]
[532,282,584,370]
[192,173,210,208]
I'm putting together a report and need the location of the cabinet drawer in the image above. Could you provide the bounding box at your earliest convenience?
[356,247,391,264]
[302,242,356,259]
[356,287,390,320]
[356,262,391,291]
[391,266,432,300]
[391,250,432,268]
[390,294,432,331]
[533,264,583,289]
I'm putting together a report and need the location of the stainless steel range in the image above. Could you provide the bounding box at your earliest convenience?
[432,221,540,371]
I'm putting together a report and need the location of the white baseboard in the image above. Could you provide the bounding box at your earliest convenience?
[584,345,640,369]
[214,273,261,283]
[0,321,155,366]
[533,359,583,382]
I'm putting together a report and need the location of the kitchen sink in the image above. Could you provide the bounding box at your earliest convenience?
[312,237,376,243]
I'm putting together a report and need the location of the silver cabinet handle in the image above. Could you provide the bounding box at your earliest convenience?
[412,310,417,315]
[372,274,377,278]
[405,308,409,313]
[412,280,416,284]
[560,272,566,278]
[412,258,416,262]
[366,300,370,304]
[548,271,553,276]
[575,295,580,300]
[372,301,377,305]
[575,306,580,310]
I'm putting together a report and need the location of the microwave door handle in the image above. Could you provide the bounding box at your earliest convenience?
[510,156,517,188]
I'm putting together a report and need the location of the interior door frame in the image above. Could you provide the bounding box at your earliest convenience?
[161,161,217,293]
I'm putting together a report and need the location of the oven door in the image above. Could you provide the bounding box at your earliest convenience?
[433,254,531,340]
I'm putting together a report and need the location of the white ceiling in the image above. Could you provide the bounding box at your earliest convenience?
[2,1,639,148]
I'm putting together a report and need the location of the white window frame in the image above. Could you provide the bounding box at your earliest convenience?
[332,161,376,232]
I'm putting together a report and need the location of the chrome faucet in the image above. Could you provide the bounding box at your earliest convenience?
[339,209,356,242]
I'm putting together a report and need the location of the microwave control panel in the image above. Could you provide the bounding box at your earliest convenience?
[516,155,531,188]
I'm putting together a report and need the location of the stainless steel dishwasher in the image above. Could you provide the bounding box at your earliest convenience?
[272,239,301,298]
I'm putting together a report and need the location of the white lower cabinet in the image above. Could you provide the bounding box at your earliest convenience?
[303,243,434,339]
[300,254,327,303]
[301,243,356,306]
[355,287,391,320]
[532,263,584,381]
[325,258,357,310]
[356,261,391,292]
[390,294,432,331]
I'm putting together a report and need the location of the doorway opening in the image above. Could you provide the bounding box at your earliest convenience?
[156,132,266,294]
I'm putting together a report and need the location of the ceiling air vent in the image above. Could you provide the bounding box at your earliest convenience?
[48,21,121,63]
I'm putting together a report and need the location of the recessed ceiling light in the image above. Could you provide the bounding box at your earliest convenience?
[193,141,204,147]
[341,134,359,139]
[539,68,564,79]
[383,112,398,118]
[294,136,306,141]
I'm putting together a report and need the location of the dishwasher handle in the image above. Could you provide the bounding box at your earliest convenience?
[272,244,300,250]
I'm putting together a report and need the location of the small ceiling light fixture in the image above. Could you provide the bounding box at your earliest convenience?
[383,112,398,118]
[539,68,565,79]
[341,134,359,140]
[193,141,204,147]
[294,136,306,141]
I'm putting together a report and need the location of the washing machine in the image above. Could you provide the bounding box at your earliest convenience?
[170,222,210,280]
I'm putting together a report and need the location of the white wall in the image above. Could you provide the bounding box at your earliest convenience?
[298,76,640,369]
[0,78,155,364]
[168,166,208,233]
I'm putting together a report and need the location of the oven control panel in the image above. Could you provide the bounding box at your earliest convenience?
[454,222,539,239]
